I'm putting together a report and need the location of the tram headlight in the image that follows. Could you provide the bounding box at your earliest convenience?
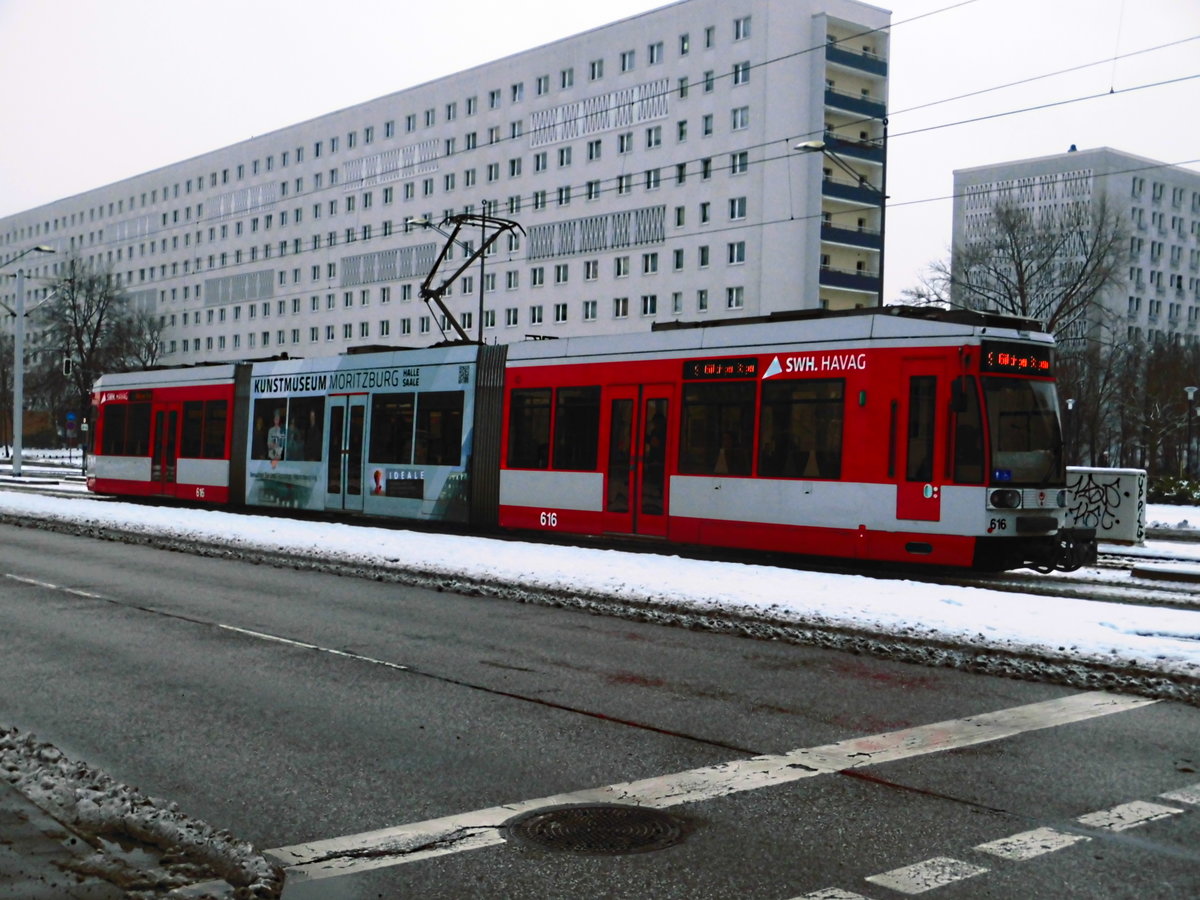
[989,488,1022,509]
[1056,490,1068,508]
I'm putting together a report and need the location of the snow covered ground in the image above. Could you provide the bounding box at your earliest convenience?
[1,482,1198,689]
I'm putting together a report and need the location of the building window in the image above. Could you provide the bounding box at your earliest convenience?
[561,67,574,88]
[734,16,751,40]
[728,241,746,264]
[583,299,598,321]
[641,294,657,316]
[733,61,750,85]
[589,59,604,81]
[729,196,747,219]
[649,41,663,65]
[726,286,745,309]
[613,297,629,318]
[620,50,635,72]
[554,302,568,323]
[731,107,750,130]
[730,151,749,175]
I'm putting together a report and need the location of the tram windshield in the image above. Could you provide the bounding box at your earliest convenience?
[982,377,1063,486]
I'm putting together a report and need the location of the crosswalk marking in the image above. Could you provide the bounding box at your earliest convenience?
[1075,800,1184,832]
[266,691,1154,882]
[865,857,988,895]
[974,826,1090,860]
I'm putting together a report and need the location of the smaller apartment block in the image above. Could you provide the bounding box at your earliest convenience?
[953,147,1200,345]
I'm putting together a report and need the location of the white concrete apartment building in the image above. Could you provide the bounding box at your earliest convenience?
[953,147,1200,345]
[1,0,889,367]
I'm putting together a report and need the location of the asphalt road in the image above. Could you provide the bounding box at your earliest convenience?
[1,521,1197,899]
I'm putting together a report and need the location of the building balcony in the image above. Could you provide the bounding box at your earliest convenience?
[825,42,888,77]
[824,133,885,164]
[820,175,883,207]
[821,223,882,250]
[824,88,887,121]
[819,265,880,294]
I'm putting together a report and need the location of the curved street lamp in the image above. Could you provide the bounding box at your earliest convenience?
[1186,386,1198,480]
[2,245,56,477]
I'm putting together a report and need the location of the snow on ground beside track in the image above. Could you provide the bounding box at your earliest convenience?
[2,490,1199,681]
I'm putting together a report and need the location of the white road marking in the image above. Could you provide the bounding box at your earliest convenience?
[796,889,873,899]
[1160,783,1200,805]
[6,572,104,599]
[865,857,988,894]
[974,826,1090,860]
[1076,800,1184,832]
[265,691,1156,882]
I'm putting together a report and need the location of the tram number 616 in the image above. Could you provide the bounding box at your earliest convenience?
[989,517,1008,532]
[539,511,559,528]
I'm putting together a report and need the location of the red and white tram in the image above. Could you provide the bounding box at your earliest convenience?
[88,308,1093,571]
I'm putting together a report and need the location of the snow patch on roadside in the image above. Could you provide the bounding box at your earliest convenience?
[0,726,282,899]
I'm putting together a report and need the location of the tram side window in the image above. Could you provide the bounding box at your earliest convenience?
[289,397,326,461]
[950,376,983,483]
[101,402,151,456]
[371,393,415,464]
[181,400,229,459]
[414,391,464,466]
[907,376,937,482]
[508,388,551,469]
[679,382,755,475]
[251,398,321,461]
[758,379,844,479]
[251,400,284,461]
[553,386,601,471]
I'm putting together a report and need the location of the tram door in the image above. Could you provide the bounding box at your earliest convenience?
[326,395,366,512]
[895,360,944,522]
[150,404,180,497]
[603,385,672,537]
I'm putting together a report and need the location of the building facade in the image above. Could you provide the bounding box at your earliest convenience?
[2,0,889,368]
[953,147,1200,345]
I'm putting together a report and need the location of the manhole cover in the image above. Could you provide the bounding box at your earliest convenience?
[505,804,691,855]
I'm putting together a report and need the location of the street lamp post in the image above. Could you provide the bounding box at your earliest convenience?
[2,245,55,477]
[795,126,888,307]
[1064,398,1076,465]
[1186,386,1198,480]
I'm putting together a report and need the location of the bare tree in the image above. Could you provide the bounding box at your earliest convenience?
[902,195,1127,341]
[29,256,154,427]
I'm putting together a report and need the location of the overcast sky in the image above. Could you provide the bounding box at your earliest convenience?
[1,0,1196,297]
